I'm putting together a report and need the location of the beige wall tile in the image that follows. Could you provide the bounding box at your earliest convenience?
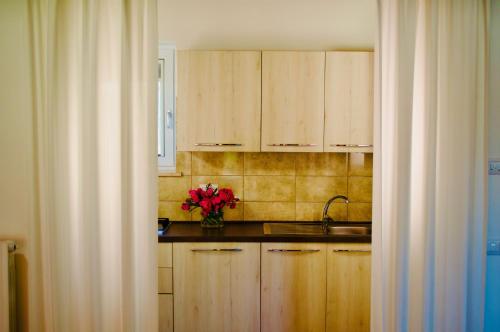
[158,201,191,221]
[295,153,347,176]
[158,176,191,201]
[296,176,347,202]
[295,202,347,221]
[176,151,192,175]
[244,176,295,202]
[192,202,244,221]
[244,202,295,221]
[244,152,295,175]
[192,152,243,175]
[348,153,373,176]
[191,176,244,200]
[348,203,372,221]
[348,177,373,202]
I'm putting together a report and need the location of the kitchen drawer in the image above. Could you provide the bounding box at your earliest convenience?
[158,267,173,294]
[158,243,172,268]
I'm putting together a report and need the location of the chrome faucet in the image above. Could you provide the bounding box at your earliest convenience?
[322,195,349,232]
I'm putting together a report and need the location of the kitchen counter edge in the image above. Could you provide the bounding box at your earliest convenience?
[158,221,371,243]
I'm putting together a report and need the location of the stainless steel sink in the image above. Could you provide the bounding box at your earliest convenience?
[263,223,371,236]
[263,223,324,235]
[326,225,371,235]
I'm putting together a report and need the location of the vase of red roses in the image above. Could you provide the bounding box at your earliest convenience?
[181,184,239,228]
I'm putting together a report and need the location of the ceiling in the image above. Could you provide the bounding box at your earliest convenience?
[158,0,376,50]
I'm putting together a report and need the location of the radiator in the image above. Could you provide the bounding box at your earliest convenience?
[0,241,16,332]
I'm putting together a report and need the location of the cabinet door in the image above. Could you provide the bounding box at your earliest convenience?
[326,243,371,332]
[261,243,327,332]
[176,51,261,151]
[159,294,173,332]
[173,242,260,332]
[324,52,373,153]
[261,51,325,152]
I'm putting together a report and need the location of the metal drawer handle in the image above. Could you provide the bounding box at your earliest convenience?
[267,249,320,253]
[191,248,243,252]
[330,144,373,148]
[267,144,318,147]
[333,249,371,253]
[194,143,243,147]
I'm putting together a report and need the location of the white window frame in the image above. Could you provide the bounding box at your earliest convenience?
[158,43,176,172]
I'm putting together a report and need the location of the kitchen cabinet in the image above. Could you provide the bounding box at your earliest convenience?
[261,243,327,332]
[326,243,371,332]
[158,243,173,332]
[176,51,261,152]
[173,242,260,332]
[261,51,325,152]
[324,51,374,153]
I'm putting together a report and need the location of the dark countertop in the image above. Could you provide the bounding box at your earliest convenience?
[158,221,371,243]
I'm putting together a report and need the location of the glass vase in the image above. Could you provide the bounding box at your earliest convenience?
[200,211,224,228]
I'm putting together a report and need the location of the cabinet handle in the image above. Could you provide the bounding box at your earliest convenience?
[329,144,373,148]
[166,109,173,129]
[332,249,371,253]
[267,249,320,253]
[267,144,318,147]
[191,248,243,252]
[194,143,243,147]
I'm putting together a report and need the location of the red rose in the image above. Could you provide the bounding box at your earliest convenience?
[219,188,234,202]
[200,198,212,212]
[189,190,200,203]
[181,202,190,211]
[229,202,236,209]
[205,187,214,197]
[211,196,222,205]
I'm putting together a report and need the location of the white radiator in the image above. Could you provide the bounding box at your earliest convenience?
[0,241,16,332]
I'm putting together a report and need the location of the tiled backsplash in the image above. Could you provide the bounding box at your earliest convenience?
[158,152,372,222]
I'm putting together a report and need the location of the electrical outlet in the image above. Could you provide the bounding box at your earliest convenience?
[489,159,500,175]
[487,239,500,255]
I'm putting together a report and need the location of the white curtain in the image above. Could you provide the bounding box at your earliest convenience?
[372,0,489,331]
[30,0,158,330]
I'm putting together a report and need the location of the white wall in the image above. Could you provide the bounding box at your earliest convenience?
[485,0,500,331]
[158,0,376,50]
[0,0,43,330]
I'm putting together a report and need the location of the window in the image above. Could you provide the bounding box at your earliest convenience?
[158,44,176,172]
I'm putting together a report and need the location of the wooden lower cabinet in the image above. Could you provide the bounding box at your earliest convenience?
[173,242,260,332]
[326,243,371,332]
[261,243,327,332]
[159,294,173,332]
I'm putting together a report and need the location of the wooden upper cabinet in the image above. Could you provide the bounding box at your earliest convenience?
[261,51,325,152]
[261,243,327,332]
[176,51,261,151]
[326,243,371,332]
[173,242,261,332]
[324,52,374,153]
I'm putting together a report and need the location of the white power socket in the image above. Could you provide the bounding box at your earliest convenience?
[489,160,500,175]
[487,239,500,255]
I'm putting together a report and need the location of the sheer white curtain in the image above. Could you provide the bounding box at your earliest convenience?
[372,0,488,331]
[31,0,158,330]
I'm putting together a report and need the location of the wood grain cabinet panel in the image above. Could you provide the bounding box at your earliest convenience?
[326,243,371,332]
[176,51,262,152]
[261,51,325,152]
[158,267,173,294]
[159,294,173,332]
[261,242,327,332]
[158,243,172,268]
[324,52,374,153]
[173,242,260,332]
